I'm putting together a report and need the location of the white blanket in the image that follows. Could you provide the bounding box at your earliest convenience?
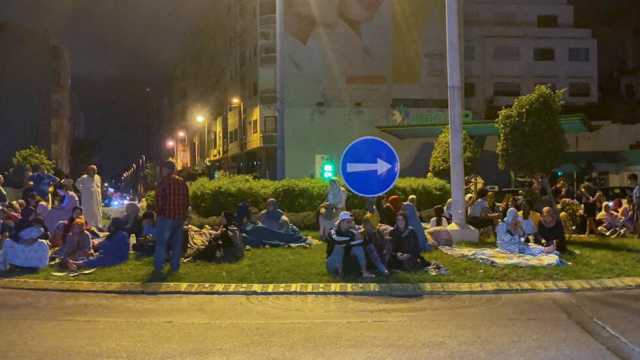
[3,239,50,269]
[439,246,560,267]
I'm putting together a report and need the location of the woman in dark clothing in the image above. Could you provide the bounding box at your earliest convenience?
[580,181,597,236]
[538,206,567,253]
[389,212,429,271]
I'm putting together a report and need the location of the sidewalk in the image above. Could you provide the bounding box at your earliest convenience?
[1,277,640,296]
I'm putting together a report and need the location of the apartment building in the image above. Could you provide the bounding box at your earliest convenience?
[172,0,598,179]
[0,23,72,173]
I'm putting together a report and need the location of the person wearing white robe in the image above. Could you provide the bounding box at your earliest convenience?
[75,165,102,228]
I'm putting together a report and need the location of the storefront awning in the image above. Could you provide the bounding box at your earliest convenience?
[377,114,589,139]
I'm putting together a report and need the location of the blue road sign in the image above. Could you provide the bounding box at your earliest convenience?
[340,136,400,198]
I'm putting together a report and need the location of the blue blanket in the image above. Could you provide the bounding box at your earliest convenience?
[242,224,309,248]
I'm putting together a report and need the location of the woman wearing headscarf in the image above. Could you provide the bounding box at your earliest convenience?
[388,211,429,271]
[496,208,550,256]
[2,220,50,270]
[66,218,130,271]
[54,217,92,261]
[44,181,79,232]
[401,195,430,251]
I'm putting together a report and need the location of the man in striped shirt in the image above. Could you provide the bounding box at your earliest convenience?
[153,160,189,274]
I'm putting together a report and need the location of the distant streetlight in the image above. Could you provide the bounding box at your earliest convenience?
[230,97,245,151]
[195,115,208,165]
[166,138,177,158]
[176,130,188,168]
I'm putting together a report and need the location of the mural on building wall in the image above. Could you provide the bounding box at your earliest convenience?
[283,0,446,108]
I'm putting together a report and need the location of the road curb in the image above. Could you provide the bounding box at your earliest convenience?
[1,277,640,296]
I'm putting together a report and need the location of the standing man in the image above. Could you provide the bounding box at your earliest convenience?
[0,175,7,206]
[76,165,103,228]
[153,160,189,275]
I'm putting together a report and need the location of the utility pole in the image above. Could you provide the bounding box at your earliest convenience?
[445,0,479,242]
[275,0,285,180]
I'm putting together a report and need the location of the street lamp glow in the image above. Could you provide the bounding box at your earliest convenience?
[166,139,176,148]
[177,130,186,138]
[231,96,241,105]
[196,115,205,123]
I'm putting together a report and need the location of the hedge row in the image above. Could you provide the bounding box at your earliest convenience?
[187,176,450,218]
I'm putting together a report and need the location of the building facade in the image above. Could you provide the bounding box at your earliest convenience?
[0,23,72,173]
[171,0,597,180]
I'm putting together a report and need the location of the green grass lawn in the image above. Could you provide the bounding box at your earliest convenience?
[14,232,640,284]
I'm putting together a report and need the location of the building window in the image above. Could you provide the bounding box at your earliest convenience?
[464,83,476,98]
[464,45,475,62]
[259,0,276,16]
[569,48,590,62]
[537,15,558,28]
[264,116,277,133]
[569,82,592,97]
[493,46,520,61]
[252,119,258,134]
[625,83,636,100]
[493,82,521,97]
[533,48,555,61]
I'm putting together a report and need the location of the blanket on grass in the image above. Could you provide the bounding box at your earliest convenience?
[439,246,560,267]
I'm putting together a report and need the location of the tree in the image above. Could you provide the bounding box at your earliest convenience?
[496,85,568,176]
[429,126,481,178]
[12,146,55,174]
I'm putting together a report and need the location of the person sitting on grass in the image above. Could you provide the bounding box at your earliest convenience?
[2,219,50,271]
[519,202,540,240]
[259,199,288,232]
[50,206,84,248]
[132,210,156,256]
[54,217,92,262]
[193,211,244,263]
[597,203,622,237]
[362,211,393,268]
[388,212,430,272]
[537,207,566,253]
[426,205,452,248]
[467,188,500,230]
[497,208,554,256]
[15,193,41,233]
[0,208,19,244]
[65,218,130,271]
[122,202,143,240]
[401,195,430,251]
[326,211,375,279]
[358,212,389,276]
[619,196,635,235]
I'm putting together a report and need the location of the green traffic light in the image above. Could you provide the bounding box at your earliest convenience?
[321,160,335,180]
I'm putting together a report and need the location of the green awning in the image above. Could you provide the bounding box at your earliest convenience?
[377,114,589,139]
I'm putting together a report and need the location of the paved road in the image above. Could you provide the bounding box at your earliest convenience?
[0,289,639,360]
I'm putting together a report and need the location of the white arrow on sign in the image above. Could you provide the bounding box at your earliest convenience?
[346,158,392,176]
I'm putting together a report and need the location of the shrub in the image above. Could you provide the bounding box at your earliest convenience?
[429,126,480,178]
[12,146,55,174]
[190,176,450,217]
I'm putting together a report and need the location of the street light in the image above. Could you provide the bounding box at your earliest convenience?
[195,115,207,166]
[166,138,177,159]
[177,130,188,168]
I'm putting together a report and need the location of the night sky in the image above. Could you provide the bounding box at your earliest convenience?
[0,0,212,177]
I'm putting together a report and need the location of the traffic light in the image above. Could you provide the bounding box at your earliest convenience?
[321,160,336,180]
